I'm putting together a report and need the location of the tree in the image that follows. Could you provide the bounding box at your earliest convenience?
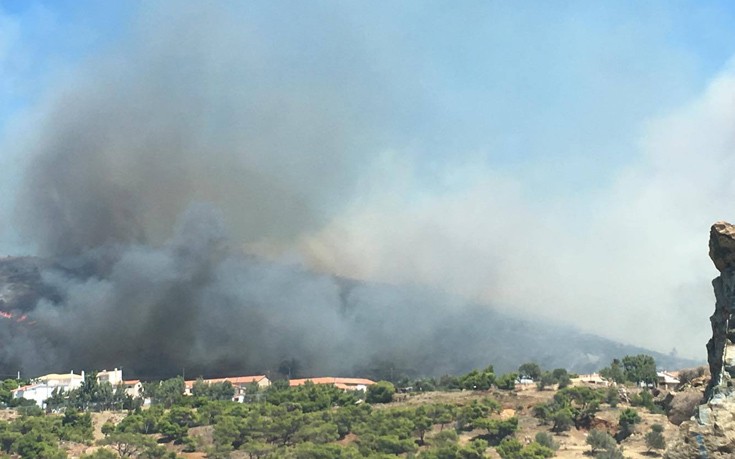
[622,354,657,385]
[412,407,433,445]
[518,363,542,380]
[536,373,556,391]
[645,424,666,453]
[100,432,156,457]
[474,417,518,445]
[599,359,625,384]
[551,408,573,433]
[101,421,115,437]
[366,381,395,404]
[0,379,18,405]
[496,373,518,390]
[459,366,496,390]
[144,378,184,407]
[552,368,572,388]
[192,379,235,401]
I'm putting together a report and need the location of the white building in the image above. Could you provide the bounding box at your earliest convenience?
[13,371,84,407]
[12,383,59,407]
[123,380,143,398]
[657,371,681,389]
[97,369,123,386]
[12,368,129,408]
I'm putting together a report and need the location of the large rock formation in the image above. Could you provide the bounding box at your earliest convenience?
[705,221,735,396]
[666,221,735,458]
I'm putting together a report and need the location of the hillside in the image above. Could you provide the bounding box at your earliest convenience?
[0,255,701,378]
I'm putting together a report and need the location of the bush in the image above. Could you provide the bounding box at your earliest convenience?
[366,381,395,404]
[496,373,518,390]
[496,437,554,459]
[617,408,641,440]
[604,386,618,407]
[645,424,666,452]
[80,449,118,459]
[534,432,558,450]
[595,447,624,459]
[586,429,616,453]
[551,408,573,433]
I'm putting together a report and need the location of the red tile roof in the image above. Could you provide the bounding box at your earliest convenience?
[289,377,376,387]
[184,375,267,388]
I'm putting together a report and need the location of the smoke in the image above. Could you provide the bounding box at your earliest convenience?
[1,1,731,376]
[0,2,491,377]
[2,203,553,378]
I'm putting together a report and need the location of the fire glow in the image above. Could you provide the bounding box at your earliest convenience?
[0,310,31,323]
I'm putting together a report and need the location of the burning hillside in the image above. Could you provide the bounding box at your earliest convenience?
[0,207,698,380]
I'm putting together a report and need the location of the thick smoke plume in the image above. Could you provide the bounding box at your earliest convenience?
[0,204,479,377]
[0,2,714,377]
[0,2,489,378]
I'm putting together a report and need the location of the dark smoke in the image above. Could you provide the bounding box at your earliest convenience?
[0,2,702,379]
[0,204,498,378]
[2,2,439,378]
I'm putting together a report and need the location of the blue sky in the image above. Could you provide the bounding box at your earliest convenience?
[3,1,735,357]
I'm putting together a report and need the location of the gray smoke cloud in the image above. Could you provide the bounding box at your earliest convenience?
[0,1,716,378]
[0,203,532,378]
[0,2,489,378]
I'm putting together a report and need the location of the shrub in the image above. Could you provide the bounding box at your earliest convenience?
[366,381,395,404]
[645,424,666,452]
[617,408,641,440]
[595,447,624,459]
[551,408,573,433]
[534,432,558,450]
[496,373,518,390]
[586,429,616,453]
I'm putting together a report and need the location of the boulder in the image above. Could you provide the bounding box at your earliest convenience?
[665,390,704,426]
[709,221,735,272]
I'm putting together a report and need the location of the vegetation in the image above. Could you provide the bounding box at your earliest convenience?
[645,423,666,453]
[533,386,604,431]
[0,354,679,458]
[536,369,571,391]
[365,380,395,403]
[600,354,657,386]
[616,407,642,441]
[586,429,617,454]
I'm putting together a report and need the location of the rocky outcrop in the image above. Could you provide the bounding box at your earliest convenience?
[705,221,735,397]
[665,221,735,458]
[664,390,705,426]
[709,221,735,272]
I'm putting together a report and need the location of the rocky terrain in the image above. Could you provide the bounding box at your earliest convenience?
[665,221,735,458]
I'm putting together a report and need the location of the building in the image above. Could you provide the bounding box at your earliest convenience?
[12,383,60,408]
[36,372,85,390]
[184,375,271,399]
[123,380,143,398]
[12,371,84,408]
[12,368,132,408]
[657,371,681,390]
[289,377,376,391]
[572,373,609,387]
[97,369,123,386]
